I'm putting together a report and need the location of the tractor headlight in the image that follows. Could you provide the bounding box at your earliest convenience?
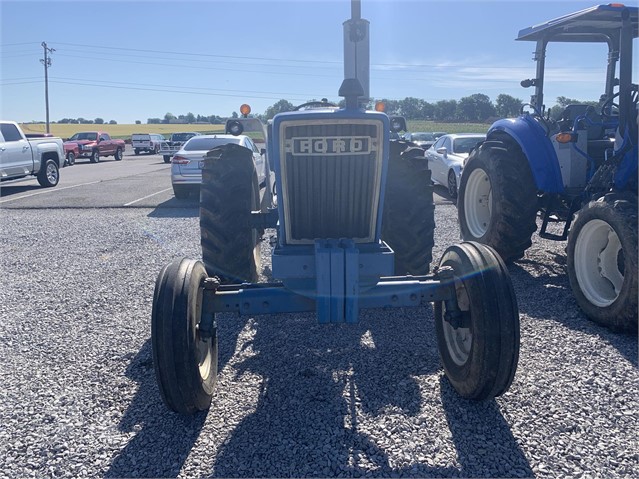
[227,120,244,136]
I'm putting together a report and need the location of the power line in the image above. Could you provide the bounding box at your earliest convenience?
[52,41,341,65]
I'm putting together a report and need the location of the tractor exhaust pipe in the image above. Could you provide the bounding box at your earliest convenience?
[343,0,370,104]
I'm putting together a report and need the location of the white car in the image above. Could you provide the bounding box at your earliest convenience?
[170,134,266,199]
[425,133,485,198]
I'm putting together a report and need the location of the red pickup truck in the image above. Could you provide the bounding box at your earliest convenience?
[63,131,125,163]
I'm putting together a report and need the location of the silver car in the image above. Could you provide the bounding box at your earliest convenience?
[170,134,266,199]
[425,133,485,198]
[403,131,437,150]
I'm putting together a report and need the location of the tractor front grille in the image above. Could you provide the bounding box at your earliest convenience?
[279,119,384,244]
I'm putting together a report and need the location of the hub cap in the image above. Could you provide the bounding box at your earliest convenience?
[442,280,472,366]
[46,163,58,184]
[574,219,623,307]
[464,168,492,238]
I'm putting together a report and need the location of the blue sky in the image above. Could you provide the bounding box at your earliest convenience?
[1,0,636,124]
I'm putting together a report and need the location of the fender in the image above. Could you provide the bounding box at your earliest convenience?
[488,115,564,193]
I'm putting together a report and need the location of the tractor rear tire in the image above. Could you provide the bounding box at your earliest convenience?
[152,258,218,414]
[567,193,638,333]
[382,142,435,275]
[200,145,261,284]
[434,242,520,399]
[458,139,538,261]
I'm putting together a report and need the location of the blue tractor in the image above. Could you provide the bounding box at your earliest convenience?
[151,0,520,414]
[458,4,638,332]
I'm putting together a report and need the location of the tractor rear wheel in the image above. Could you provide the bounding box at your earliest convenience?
[382,142,435,275]
[200,144,261,284]
[434,242,520,399]
[152,258,218,414]
[567,193,638,332]
[458,139,537,261]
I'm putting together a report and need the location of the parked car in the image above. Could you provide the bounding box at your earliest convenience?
[403,131,438,150]
[433,131,448,140]
[131,133,165,155]
[171,134,266,199]
[63,131,125,163]
[425,133,486,198]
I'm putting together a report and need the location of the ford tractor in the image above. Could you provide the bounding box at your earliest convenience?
[151,0,520,414]
[457,4,637,332]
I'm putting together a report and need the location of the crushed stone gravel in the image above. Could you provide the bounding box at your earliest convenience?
[0,204,637,478]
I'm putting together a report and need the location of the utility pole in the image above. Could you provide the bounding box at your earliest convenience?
[40,42,55,133]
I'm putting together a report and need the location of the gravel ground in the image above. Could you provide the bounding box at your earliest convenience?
[0,204,637,478]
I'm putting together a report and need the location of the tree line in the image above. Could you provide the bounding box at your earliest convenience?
[48,93,596,126]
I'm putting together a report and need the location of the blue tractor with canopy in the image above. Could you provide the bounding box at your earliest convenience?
[457,3,637,332]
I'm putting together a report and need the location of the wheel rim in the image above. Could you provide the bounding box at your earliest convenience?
[442,280,472,366]
[574,218,623,307]
[464,168,492,238]
[448,171,457,197]
[47,164,58,183]
[195,288,213,380]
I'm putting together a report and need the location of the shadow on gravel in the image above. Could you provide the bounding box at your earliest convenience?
[0,183,41,196]
[104,339,207,478]
[209,308,496,477]
[147,198,199,218]
[439,377,533,478]
[507,259,638,366]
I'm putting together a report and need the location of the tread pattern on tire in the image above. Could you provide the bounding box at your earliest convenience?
[566,192,638,332]
[458,139,538,261]
[434,242,520,400]
[200,144,260,284]
[382,141,435,275]
[152,258,217,414]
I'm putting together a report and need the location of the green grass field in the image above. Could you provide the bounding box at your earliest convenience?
[406,120,489,134]
[18,123,225,140]
[19,120,489,141]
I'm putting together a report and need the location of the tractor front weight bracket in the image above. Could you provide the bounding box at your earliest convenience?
[201,248,460,324]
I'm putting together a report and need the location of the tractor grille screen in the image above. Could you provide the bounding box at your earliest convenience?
[280,120,383,244]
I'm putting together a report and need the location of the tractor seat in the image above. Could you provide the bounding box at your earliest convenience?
[560,104,605,140]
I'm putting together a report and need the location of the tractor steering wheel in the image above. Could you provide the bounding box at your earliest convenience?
[600,91,621,120]
[294,100,338,111]
[521,103,551,135]
[600,85,639,120]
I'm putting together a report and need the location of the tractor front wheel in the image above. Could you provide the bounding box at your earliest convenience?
[458,140,537,261]
[152,258,218,414]
[567,193,638,332]
[434,242,520,399]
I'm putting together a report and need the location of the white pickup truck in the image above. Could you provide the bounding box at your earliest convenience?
[0,121,65,187]
[159,131,201,163]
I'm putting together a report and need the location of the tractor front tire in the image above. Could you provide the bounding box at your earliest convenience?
[152,258,218,414]
[200,145,261,284]
[567,193,638,332]
[458,139,537,261]
[382,142,435,275]
[434,242,520,399]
